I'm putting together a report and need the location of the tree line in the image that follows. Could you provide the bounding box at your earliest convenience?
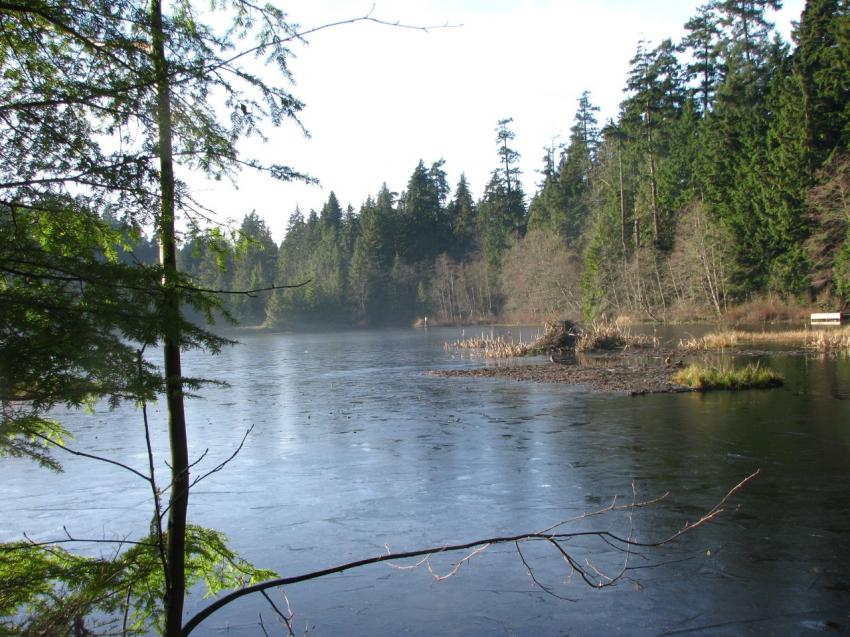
[150,0,848,328]
[1,1,848,635]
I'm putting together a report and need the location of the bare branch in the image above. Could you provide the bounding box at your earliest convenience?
[33,433,151,482]
[261,590,295,637]
[515,540,577,602]
[198,7,462,80]
[182,470,759,636]
[189,425,254,489]
[2,530,156,551]
[176,280,311,297]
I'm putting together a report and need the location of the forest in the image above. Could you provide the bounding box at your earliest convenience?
[1,1,849,636]
[114,0,850,329]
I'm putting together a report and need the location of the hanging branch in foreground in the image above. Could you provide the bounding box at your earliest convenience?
[183,470,759,636]
[176,280,311,298]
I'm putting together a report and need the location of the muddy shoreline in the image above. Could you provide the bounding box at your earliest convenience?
[429,348,799,395]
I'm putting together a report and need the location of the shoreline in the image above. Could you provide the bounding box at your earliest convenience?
[429,348,802,395]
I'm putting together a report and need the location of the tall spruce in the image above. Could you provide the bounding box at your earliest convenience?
[478,118,526,272]
[682,3,725,114]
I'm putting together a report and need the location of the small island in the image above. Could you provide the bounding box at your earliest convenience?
[427,321,829,395]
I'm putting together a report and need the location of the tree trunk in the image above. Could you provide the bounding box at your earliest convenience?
[150,2,190,636]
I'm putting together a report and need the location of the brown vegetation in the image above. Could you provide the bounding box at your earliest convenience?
[680,327,850,352]
[575,322,659,352]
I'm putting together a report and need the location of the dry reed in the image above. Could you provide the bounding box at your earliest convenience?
[576,322,660,352]
[680,327,850,352]
[444,333,537,358]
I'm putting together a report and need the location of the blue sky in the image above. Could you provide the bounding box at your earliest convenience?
[187,0,806,241]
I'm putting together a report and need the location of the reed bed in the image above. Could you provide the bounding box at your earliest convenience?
[672,362,783,390]
[575,322,659,352]
[444,333,537,358]
[680,327,850,352]
[445,321,661,358]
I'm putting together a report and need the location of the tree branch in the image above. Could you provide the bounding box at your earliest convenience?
[33,433,151,483]
[182,470,759,636]
[176,280,311,297]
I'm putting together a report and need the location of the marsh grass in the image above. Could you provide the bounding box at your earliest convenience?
[444,333,538,358]
[576,322,660,352]
[673,362,783,390]
[445,321,662,358]
[680,327,850,352]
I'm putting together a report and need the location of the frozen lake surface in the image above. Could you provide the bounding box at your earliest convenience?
[3,327,850,635]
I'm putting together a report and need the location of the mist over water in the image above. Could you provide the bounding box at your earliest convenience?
[3,327,849,636]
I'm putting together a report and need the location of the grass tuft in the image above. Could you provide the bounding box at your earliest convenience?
[672,362,783,391]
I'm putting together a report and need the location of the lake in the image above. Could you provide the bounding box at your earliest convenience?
[2,327,850,636]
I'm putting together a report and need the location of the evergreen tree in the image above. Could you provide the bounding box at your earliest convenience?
[320,191,343,228]
[348,186,396,322]
[398,160,448,263]
[495,118,522,194]
[682,3,725,114]
[794,0,850,163]
[231,213,278,325]
[559,91,601,245]
[716,0,783,65]
[701,3,788,292]
[478,119,526,271]
[446,174,477,258]
[1,1,309,633]
[622,39,685,248]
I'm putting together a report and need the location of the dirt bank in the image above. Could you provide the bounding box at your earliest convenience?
[428,351,697,395]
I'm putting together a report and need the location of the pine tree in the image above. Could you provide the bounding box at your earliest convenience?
[2,2,311,633]
[320,191,344,228]
[398,160,448,263]
[348,186,396,322]
[622,39,685,247]
[446,174,477,259]
[478,119,526,271]
[231,213,278,325]
[682,3,725,114]
[716,0,783,65]
[794,0,850,163]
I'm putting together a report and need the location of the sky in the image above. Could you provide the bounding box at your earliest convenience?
[187,0,807,242]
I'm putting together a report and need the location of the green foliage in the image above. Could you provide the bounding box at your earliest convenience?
[447,174,477,258]
[529,92,600,247]
[0,203,227,467]
[794,0,850,160]
[0,526,277,636]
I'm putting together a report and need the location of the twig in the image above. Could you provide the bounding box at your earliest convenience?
[138,350,169,586]
[515,540,577,602]
[189,425,254,489]
[33,433,150,482]
[426,543,491,581]
[261,590,295,637]
[182,471,759,636]
[258,614,270,637]
[4,532,155,551]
